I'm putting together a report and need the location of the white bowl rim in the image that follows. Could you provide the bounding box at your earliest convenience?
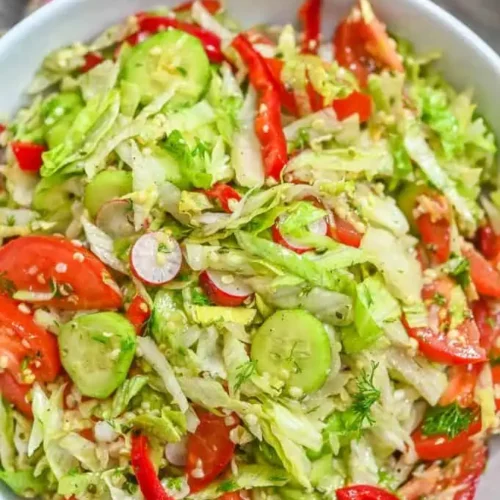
[1,0,499,71]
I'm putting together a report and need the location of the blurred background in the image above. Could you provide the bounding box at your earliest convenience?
[0,0,499,50]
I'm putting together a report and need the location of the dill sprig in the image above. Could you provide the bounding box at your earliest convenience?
[234,360,257,392]
[349,361,381,430]
[421,402,474,438]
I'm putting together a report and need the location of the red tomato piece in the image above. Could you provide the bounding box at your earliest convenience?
[126,295,151,335]
[333,2,403,87]
[439,364,480,408]
[336,485,399,500]
[0,372,32,416]
[332,91,373,122]
[415,195,451,264]
[82,52,104,73]
[472,298,500,355]
[437,442,487,499]
[11,142,46,173]
[327,213,363,248]
[462,242,500,298]
[477,224,500,260]
[412,409,482,461]
[0,124,6,133]
[404,277,486,365]
[0,236,122,311]
[218,494,243,500]
[0,294,60,383]
[173,0,221,14]
[186,410,239,493]
[203,184,242,213]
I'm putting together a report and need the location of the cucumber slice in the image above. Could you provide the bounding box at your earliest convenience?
[121,30,211,108]
[251,310,331,394]
[33,174,82,231]
[84,170,133,218]
[190,305,256,326]
[59,312,137,399]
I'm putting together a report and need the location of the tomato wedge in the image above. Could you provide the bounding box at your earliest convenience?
[412,409,482,461]
[11,142,46,173]
[437,442,487,499]
[477,223,500,260]
[0,236,122,311]
[403,276,486,365]
[472,298,500,355]
[0,294,60,383]
[0,372,32,416]
[333,1,403,87]
[186,410,239,493]
[462,242,500,298]
[336,485,398,500]
[126,295,151,335]
[327,213,363,248]
[439,364,481,408]
[415,194,451,264]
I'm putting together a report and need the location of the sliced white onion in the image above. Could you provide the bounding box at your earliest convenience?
[95,199,135,239]
[204,270,253,300]
[130,232,182,286]
[165,436,188,467]
[276,214,328,251]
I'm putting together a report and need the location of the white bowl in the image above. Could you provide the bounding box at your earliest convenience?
[0,0,499,498]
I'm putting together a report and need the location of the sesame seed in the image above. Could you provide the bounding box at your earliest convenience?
[221,274,235,285]
[103,332,113,338]
[55,263,68,274]
[21,339,30,349]
[71,239,84,247]
[18,303,31,315]
[54,107,65,117]
[259,103,268,113]
[73,252,85,263]
[191,468,204,479]
[110,349,121,360]
[139,302,149,313]
[262,124,270,133]
[224,416,236,427]
[0,356,9,369]
[27,266,38,276]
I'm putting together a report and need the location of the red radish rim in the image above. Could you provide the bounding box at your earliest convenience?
[204,269,253,299]
[273,215,328,253]
[130,232,182,286]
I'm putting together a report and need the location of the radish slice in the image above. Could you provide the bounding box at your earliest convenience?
[272,215,328,254]
[95,200,135,238]
[199,269,253,307]
[130,232,182,285]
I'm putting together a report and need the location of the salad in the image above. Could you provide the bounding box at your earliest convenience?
[0,0,498,499]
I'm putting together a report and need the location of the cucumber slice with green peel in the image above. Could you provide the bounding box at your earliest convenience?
[251,310,332,394]
[121,30,211,109]
[33,174,83,231]
[396,183,431,234]
[84,170,133,218]
[59,312,137,399]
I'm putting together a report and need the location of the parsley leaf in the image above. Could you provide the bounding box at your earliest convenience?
[191,288,210,306]
[422,402,473,438]
[445,254,471,288]
[0,272,16,295]
[217,479,238,493]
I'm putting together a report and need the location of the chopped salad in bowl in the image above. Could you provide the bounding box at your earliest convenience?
[0,0,499,499]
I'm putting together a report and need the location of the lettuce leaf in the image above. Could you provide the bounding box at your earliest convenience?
[0,398,15,472]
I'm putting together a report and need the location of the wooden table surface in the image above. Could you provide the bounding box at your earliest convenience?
[0,0,499,52]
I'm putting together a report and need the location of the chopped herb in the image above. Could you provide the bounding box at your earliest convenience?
[445,254,471,288]
[350,361,381,430]
[191,288,210,306]
[234,360,257,392]
[5,215,16,227]
[217,479,238,493]
[0,272,16,295]
[433,292,446,306]
[422,402,474,438]
[486,316,496,329]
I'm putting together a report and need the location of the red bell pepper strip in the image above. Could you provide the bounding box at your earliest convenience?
[131,433,175,500]
[298,0,321,54]
[203,183,242,213]
[232,35,288,180]
[82,52,105,73]
[173,0,222,14]
[126,295,151,335]
[332,91,373,122]
[135,15,224,63]
[336,485,399,500]
[11,142,46,173]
